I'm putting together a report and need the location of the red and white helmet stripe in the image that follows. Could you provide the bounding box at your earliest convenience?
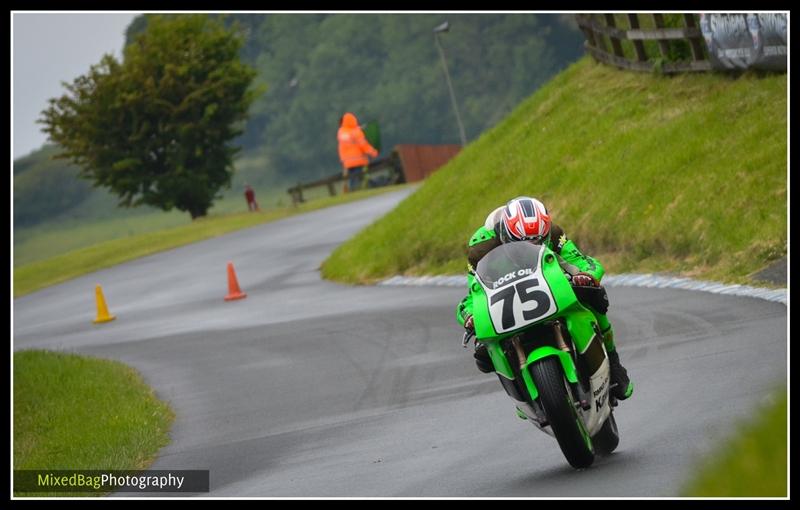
[501,197,551,242]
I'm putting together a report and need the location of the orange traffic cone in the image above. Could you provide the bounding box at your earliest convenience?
[93,284,116,323]
[224,262,247,301]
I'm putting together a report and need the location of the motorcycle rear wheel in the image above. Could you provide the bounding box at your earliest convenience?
[530,357,595,469]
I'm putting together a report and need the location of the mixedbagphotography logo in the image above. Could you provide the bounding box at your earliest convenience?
[14,470,210,493]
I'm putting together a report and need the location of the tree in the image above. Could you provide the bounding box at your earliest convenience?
[40,14,259,219]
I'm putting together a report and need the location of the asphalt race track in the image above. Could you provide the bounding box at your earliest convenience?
[13,188,788,497]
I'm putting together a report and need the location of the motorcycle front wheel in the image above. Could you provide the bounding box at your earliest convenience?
[530,356,595,469]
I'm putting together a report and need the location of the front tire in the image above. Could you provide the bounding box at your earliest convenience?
[530,357,595,469]
[592,412,620,456]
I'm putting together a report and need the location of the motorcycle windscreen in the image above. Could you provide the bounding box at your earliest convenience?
[475,243,558,334]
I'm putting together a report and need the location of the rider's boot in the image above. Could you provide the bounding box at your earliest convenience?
[474,343,493,373]
[476,346,524,420]
[600,325,633,401]
[607,349,633,400]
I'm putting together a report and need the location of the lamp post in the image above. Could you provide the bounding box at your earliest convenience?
[433,21,467,147]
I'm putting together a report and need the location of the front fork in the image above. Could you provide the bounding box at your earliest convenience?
[514,322,592,412]
[553,323,594,411]
[482,320,602,419]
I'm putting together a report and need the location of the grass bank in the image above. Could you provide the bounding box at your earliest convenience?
[13,350,174,497]
[682,389,787,497]
[14,184,410,297]
[321,58,787,286]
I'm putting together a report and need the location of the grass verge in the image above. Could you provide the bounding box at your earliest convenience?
[13,183,299,267]
[682,389,787,497]
[13,350,175,497]
[321,57,787,287]
[14,184,410,297]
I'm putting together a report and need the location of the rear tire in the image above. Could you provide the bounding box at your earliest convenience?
[592,412,620,456]
[530,357,595,469]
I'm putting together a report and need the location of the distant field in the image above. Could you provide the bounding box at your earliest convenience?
[13,183,292,267]
[14,184,410,297]
[12,148,320,266]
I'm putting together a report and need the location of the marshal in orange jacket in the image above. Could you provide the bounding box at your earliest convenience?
[337,112,378,170]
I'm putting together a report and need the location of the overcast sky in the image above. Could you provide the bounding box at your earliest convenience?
[12,12,141,160]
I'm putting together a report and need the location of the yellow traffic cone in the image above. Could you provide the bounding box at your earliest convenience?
[93,284,116,324]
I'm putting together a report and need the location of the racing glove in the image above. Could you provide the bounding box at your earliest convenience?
[461,314,476,348]
[464,314,475,333]
[571,272,599,287]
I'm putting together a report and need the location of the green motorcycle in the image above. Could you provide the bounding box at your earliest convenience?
[462,241,620,469]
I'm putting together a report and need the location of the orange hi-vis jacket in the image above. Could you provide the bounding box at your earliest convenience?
[338,112,378,170]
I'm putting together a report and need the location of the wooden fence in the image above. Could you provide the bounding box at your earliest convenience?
[575,13,712,74]
[287,144,462,206]
[287,152,403,206]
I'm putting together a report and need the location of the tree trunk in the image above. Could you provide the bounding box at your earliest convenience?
[189,207,208,220]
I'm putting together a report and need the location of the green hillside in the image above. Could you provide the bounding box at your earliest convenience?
[322,57,787,286]
[13,146,93,229]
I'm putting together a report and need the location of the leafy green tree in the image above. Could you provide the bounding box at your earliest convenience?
[40,14,259,219]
